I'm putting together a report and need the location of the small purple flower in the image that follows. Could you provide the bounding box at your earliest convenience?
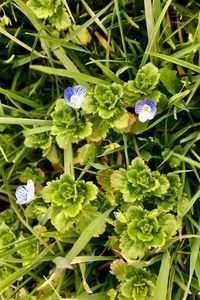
[135,99,157,122]
[15,179,35,205]
[64,85,86,109]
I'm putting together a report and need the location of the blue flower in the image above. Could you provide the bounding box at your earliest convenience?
[135,99,157,122]
[15,179,35,205]
[64,85,86,109]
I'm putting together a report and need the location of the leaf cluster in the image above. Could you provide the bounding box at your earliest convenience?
[42,173,98,232]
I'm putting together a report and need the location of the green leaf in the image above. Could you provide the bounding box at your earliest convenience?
[87,116,109,142]
[133,62,160,93]
[48,5,71,30]
[76,143,97,165]
[159,68,182,94]
[27,0,60,19]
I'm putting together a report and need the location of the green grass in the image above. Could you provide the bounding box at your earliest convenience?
[0,0,200,299]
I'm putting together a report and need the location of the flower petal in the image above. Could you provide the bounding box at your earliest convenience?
[73,85,86,98]
[135,100,146,114]
[147,110,156,120]
[26,179,35,202]
[15,179,35,204]
[138,112,149,122]
[15,185,29,204]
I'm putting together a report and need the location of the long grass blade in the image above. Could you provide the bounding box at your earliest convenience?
[146,52,200,73]
[153,251,171,300]
[30,65,107,85]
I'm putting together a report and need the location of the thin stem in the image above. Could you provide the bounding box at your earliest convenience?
[123,133,129,168]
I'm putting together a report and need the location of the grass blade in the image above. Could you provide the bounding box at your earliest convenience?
[146,52,200,73]
[30,65,107,85]
[153,251,171,300]
[0,117,52,126]
[0,87,41,108]
[140,0,172,67]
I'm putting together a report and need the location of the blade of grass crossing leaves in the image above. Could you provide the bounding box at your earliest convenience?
[153,251,171,300]
[53,208,113,267]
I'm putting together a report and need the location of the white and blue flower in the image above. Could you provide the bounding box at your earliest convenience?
[135,99,157,122]
[64,85,86,109]
[15,179,35,205]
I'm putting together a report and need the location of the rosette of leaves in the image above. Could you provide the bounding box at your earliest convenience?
[111,157,170,203]
[42,174,98,232]
[123,63,161,106]
[145,173,181,211]
[27,0,71,30]
[24,132,52,149]
[51,99,92,149]
[82,83,129,132]
[110,259,156,300]
[114,206,177,259]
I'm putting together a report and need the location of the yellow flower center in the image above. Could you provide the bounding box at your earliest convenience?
[70,95,79,104]
[142,104,151,112]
